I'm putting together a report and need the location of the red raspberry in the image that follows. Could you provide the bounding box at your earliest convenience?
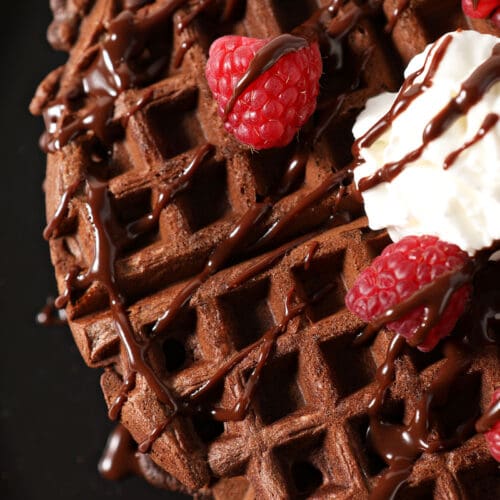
[345,235,472,351]
[462,0,499,18]
[205,35,322,149]
[485,389,500,462]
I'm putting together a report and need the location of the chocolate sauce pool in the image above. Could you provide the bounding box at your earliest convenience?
[35,1,500,497]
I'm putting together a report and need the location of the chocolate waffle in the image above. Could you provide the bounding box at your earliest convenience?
[31,0,500,498]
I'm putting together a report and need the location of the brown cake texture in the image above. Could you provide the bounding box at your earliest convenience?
[31,0,500,498]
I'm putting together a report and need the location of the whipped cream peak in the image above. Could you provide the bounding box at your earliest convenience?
[353,30,500,255]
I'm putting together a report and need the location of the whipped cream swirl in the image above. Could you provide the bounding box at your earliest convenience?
[353,30,500,255]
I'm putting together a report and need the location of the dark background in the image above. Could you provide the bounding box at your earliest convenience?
[0,4,186,499]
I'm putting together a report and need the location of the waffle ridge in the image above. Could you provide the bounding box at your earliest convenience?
[36,0,500,498]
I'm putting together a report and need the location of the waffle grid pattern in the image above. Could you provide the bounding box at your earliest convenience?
[43,0,499,498]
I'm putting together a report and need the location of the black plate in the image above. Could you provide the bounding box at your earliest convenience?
[0,3,187,499]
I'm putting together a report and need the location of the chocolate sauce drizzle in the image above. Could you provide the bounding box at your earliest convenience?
[77,177,178,413]
[126,143,214,239]
[43,178,82,240]
[40,6,167,152]
[349,39,500,497]
[138,419,170,454]
[223,34,309,117]
[137,254,333,452]
[222,1,371,120]
[353,32,452,178]
[39,0,382,458]
[303,240,320,271]
[36,2,500,496]
[357,40,500,192]
[225,233,316,290]
[369,338,474,500]
[357,259,475,349]
[444,112,499,169]
[362,250,500,498]
[187,282,335,422]
[173,38,195,68]
[38,0,242,152]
